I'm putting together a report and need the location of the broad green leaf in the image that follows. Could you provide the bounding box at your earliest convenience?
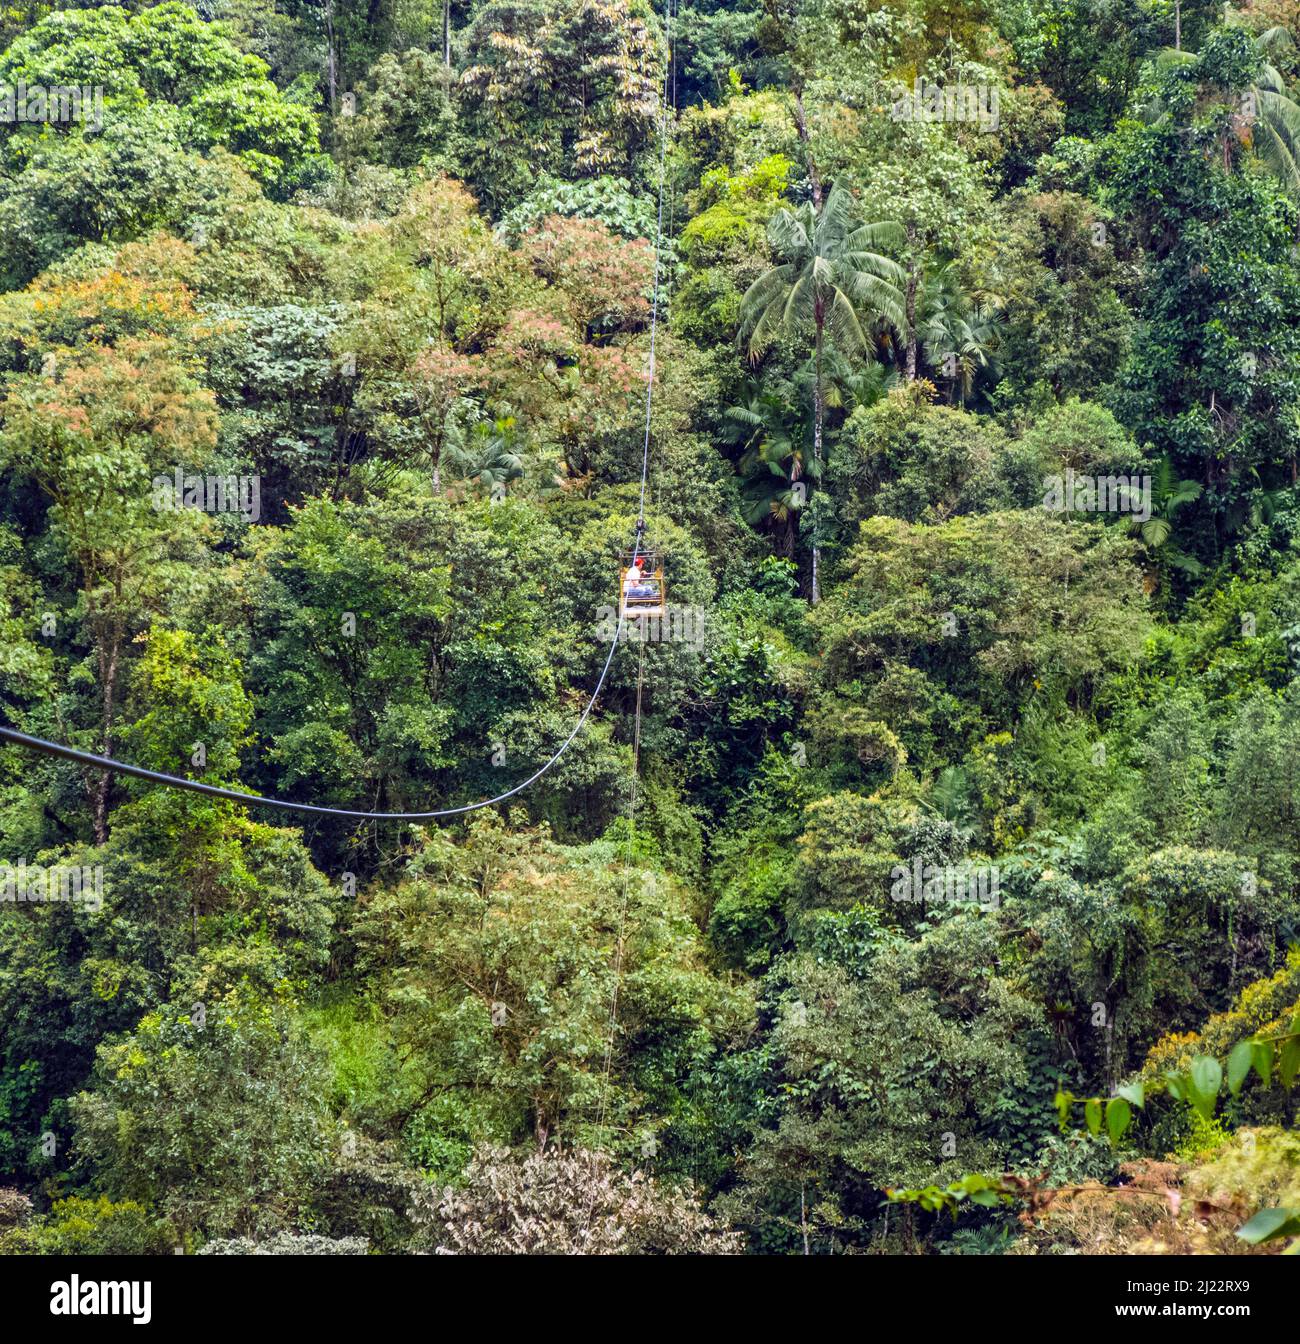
[1280,1034,1300,1090]
[1227,1040,1254,1095]
[1116,1082,1145,1109]
[1106,1096,1132,1144]
[1237,1207,1300,1244]
[1252,1038,1274,1086]
[1084,1097,1102,1137]
[1188,1055,1222,1118]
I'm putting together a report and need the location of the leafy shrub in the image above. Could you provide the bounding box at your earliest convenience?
[198,1233,369,1254]
[0,1196,172,1255]
[410,1145,742,1254]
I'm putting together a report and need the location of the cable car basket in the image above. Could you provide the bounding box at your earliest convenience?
[619,551,666,620]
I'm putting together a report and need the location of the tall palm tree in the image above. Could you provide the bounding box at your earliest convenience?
[739,182,905,602]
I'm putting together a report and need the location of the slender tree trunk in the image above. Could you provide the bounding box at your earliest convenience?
[1104,1014,1115,1096]
[1174,0,1182,51]
[811,326,824,605]
[91,595,122,846]
[904,225,919,380]
[443,0,451,66]
[325,1,337,113]
[790,80,825,604]
[791,86,822,209]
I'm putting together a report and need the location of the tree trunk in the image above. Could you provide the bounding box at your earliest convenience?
[443,0,451,66]
[91,597,122,845]
[791,86,822,209]
[87,572,125,844]
[325,0,338,114]
[810,327,824,605]
[791,78,825,604]
[904,226,919,380]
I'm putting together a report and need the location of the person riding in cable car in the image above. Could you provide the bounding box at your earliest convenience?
[623,559,657,602]
[620,552,665,618]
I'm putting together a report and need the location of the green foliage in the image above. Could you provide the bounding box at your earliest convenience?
[680,154,791,262]
[827,383,1031,538]
[351,814,751,1159]
[1055,1011,1300,1146]
[197,1232,370,1253]
[0,1195,173,1255]
[70,987,334,1241]
[497,173,660,243]
[885,1171,1021,1215]
[993,193,1130,409]
[719,916,1043,1252]
[456,0,663,212]
[811,510,1150,776]
[4,0,1300,1262]
[0,3,322,196]
[339,48,455,170]
[1105,40,1300,553]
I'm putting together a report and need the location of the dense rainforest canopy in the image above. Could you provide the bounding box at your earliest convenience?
[1,0,1300,1260]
